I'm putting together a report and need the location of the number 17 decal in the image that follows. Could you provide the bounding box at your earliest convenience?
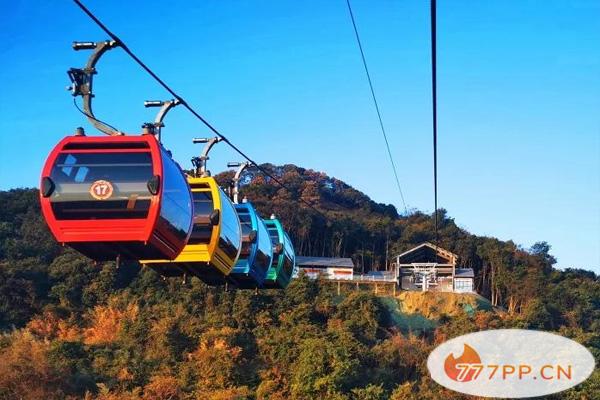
[90,180,114,200]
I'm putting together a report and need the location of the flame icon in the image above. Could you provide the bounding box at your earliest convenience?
[444,344,482,382]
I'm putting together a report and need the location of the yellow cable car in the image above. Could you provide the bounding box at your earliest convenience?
[142,176,242,285]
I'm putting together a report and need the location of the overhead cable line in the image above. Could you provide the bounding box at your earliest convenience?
[72,0,329,221]
[345,0,409,216]
[430,0,439,247]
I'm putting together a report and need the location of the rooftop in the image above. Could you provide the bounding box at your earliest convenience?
[296,256,354,269]
[366,270,395,277]
[455,268,475,278]
[396,242,458,265]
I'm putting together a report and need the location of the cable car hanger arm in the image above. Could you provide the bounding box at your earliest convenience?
[191,137,223,177]
[227,161,251,204]
[67,40,123,136]
[143,99,181,142]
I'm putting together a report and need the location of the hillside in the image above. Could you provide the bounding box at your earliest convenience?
[0,165,599,399]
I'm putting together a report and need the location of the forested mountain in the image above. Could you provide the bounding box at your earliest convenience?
[0,164,598,399]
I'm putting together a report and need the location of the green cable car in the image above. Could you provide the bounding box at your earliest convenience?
[263,217,295,289]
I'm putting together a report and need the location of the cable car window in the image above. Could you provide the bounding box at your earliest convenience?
[158,149,193,243]
[218,190,241,260]
[267,227,279,245]
[254,221,272,270]
[284,233,294,256]
[282,253,294,277]
[50,152,153,220]
[238,210,252,256]
[282,233,295,277]
[239,212,251,226]
[240,242,251,257]
[238,211,252,235]
[189,191,213,245]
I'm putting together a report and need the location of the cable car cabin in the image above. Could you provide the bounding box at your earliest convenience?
[142,177,242,285]
[40,134,193,261]
[263,218,296,289]
[228,203,273,289]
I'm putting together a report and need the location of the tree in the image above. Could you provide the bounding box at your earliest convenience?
[0,331,70,399]
[290,335,361,399]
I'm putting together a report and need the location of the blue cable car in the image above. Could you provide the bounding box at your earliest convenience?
[228,202,273,288]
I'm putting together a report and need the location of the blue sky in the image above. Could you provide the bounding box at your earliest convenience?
[1,1,598,271]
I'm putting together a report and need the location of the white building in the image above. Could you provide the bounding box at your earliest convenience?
[294,256,354,280]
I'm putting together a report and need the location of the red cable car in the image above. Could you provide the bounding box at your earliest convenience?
[39,134,194,261]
